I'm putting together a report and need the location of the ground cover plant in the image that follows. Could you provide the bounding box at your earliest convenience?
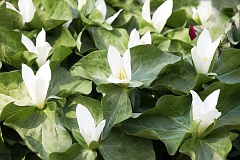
[0,0,240,159]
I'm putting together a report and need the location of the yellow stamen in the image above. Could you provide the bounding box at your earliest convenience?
[119,68,127,80]
[202,57,208,62]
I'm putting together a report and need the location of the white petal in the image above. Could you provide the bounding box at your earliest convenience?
[197,109,221,136]
[107,75,130,84]
[122,49,131,81]
[36,29,46,48]
[203,89,220,112]
[197,28,212,58]
[76,104,96,137]
[142,0,151,23]
[191,46,209,74]
[152,0,173,32]
[197,1,212,23]
[207,35,222,61]
[128,28,140,48]
[106,9,122,25]
[140,31,151,45]
[78,0,86,11]
[36,60,51,82]
[18,0,36,23]
[95,0,107,20]
[153,20,166,33]
[21,34,36,53]
[35,43,52,67]
[91,120,106,142]
[6,2,19,13]
[80,127,92,146]
[34,78,49,109]
[22,64,37,105]
[107,45,122,79]
[62,20,73,28]
[190,90,203,121]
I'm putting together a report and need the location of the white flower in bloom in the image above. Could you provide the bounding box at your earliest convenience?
[142,0,173,33]
[128,28,151,48]
[76,104,106,146]
[190,89,221,136]
[21,28,52,67]
[197,1,212,24]
[107,45,131,84]
[78,0,87,11]
[22,60,51,110]
[6,0,36,23]
[191,28,222,74]
[95,0,122,25]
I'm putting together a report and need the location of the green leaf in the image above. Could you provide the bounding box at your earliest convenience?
[0,127,11,160]
[70,50,110,85]
[151,60,212,95]
[121,95,191,155]
[49,143,97,160]
[99,128,155,160]
[48,0,72,21]
[130,45,181,87]
[0,71,32,113]
[3,102,72,159]
[166,9,187,28]
[213,48,240,84]
[97,84,132,139]
[50,27,76,49]
[50,46,73,69]
[88,27,129,54]
[180,131,234,160]
[0,8,24,29]
[48,66,92,97]
[28,10,65,31]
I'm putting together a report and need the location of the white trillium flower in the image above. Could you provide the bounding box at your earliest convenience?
[191,28,222,75]
[21,28,52,67]
[197,1,212,24]
[76,104,106,146]
[108,45,131,84]
[95,0,122,25]
[190,89,221,137]
[142,0,173,33]
[6,0,36,23]
[22,60,51,110]
[128,28,151,48]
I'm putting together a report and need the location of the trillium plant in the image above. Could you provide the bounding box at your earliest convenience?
[0,0,240,160]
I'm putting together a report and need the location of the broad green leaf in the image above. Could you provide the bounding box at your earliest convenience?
[28,10,65,31]
[166,9,187,28]
[50,46,73,69]
[0,71,31,113]
[3,102,72,159]
[49,143,97,160]
[0,127,11,160]
[48,66,92,97]
[151,60,212,95]
[70,50,110,85]
[180,131,235,160]
[48,0,72,21]
[50,27,76,48]
[167,28,195,45]
[88,27,129,54]
[213,48,240,84]
[99,128,155,160]
[97,84,132,139]
[121,95,191,155]
[0,8,24,29]
[130,45,181,87]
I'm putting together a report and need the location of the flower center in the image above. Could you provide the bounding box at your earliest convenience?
[119,68,127,80]
[202,57,208,62]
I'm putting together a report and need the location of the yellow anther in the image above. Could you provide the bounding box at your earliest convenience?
[119,68,127,80]
[202,57,208,62]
